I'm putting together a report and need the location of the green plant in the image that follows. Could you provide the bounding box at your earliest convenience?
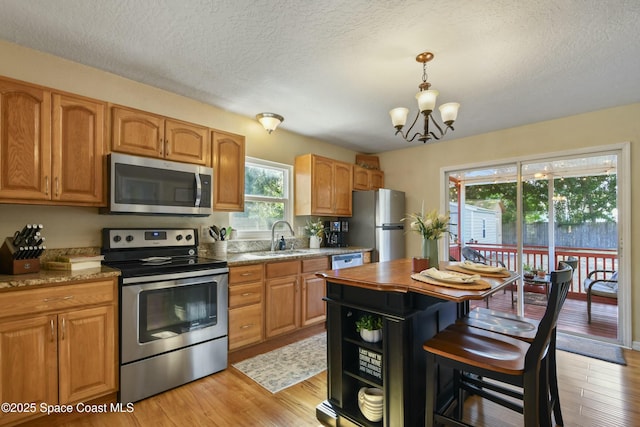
[355,314,383,332]
[523,264,533,272]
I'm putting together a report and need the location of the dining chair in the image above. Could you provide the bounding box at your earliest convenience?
[423,263,573,427]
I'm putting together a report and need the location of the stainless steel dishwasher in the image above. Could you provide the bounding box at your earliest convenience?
[331,252,364,270]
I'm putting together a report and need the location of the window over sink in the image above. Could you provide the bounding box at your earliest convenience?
[230,157,293,239]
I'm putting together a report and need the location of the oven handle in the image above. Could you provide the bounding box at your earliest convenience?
[123,274,228,291]
[122,267,229,285]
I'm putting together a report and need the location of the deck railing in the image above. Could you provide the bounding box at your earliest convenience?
[450,243,618,295]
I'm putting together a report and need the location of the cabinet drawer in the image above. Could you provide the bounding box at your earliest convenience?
[229,264,264,284]
[0,279,116,319]
[265,260,300,279]
[302,256,330,273]
[229,282,262,309]
[229,304,263,350]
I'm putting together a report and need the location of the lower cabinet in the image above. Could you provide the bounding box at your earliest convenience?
[228,264,264,350]
[301,257,330,327]
[265,260,301,338]
[0,278,117,426]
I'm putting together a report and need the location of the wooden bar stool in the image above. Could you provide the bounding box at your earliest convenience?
[458,258,577,426]
[423,264,573,427]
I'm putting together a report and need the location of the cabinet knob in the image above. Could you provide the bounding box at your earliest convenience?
[44,176,49,196]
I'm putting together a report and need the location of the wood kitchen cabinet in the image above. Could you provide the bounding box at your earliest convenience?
[300,256,329,327]
[228,264,264,350]
[0,278,117,426]
[212,130,245,211]
[295,154,353,216]
[264,256,329,338]
[111,106,210,165]
[353,164,384,191]
[265,260,301,338]
[0,77,106,205]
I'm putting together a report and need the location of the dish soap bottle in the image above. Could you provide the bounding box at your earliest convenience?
[278,236,286,250]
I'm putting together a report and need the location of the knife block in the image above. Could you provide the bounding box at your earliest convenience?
[0,237,41,275]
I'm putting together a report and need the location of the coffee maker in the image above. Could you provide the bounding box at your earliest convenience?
[325,220,348,247]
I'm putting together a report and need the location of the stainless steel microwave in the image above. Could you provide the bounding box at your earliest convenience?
[103,153,213,216]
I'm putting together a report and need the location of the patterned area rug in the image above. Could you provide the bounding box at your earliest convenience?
[232,332,327,393]
[556,333,626,365]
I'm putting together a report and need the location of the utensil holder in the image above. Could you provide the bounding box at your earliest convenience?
[213,240,228,257]
[0,238,41,275]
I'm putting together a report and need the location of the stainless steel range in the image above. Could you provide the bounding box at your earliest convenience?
[102,228,228,403]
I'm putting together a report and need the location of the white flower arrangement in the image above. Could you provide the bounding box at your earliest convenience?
[304,218,326,237]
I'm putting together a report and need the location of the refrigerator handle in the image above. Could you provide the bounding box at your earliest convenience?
[381,224,404,230]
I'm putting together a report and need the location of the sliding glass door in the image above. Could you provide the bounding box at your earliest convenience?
[445,147,625,344]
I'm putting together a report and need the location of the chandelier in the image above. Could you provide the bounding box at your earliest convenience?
[389,52,460,143]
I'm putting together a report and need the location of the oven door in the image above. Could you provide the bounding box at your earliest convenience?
[120,272,228,364]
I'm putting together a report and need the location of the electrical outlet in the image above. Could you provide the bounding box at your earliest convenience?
[200,226,213,242]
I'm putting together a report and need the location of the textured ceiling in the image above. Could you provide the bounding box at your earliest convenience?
[1,0,639,153]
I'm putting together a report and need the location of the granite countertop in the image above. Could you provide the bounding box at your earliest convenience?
[0,247,371,290]
[0,266,121,291]
[217,246,372,266]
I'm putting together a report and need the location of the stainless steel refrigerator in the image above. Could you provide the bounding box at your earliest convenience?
[349,189,405,262]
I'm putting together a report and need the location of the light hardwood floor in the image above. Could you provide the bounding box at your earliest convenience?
[21,325,640,427]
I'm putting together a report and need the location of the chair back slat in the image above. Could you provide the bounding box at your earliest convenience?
[525,263,573,366]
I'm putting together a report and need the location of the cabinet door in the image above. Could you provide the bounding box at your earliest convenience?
[370,170,384,190]
[229,303,263,350]
[58,305,116,404]
[165,119,210,165]
[0,79,51,201]
[52,93,106,204]
[311,156,334,214]
[265,276,299,338]
[301,273,326,326]
[111,107,164,158]
[212,131,245,211]
[333,160,353,216]
[0,315,57,426]
[353,165,370,191]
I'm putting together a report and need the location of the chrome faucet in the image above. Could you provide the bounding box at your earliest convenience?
[270,220,295,251]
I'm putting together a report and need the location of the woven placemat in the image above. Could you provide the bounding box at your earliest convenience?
[410,273,491,290]
[445,264,511,278]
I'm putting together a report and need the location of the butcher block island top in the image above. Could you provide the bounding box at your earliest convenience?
[316,258,519,302]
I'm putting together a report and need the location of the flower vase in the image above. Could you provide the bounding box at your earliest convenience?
[309,235,322,249]
[422,238,439,270]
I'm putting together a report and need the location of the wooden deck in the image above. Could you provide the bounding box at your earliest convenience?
[470,288,618,339]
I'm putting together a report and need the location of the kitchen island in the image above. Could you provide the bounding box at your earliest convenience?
[315,258,519,427]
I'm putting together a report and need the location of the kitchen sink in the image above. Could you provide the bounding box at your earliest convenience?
[242,249,312,259]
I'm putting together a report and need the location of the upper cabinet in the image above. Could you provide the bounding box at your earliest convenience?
[295,154,353,217]
[0,77,106,205]
[353,165,384,191]
[212,130,245,211]
[111,106,210,166]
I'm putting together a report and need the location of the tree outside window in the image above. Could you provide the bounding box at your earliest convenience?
[230,158,292,238]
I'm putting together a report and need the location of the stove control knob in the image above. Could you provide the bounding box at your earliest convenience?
[113,235,121,243]
[126,235,134,242]
[176,234,183,241]
[185,234,193,241]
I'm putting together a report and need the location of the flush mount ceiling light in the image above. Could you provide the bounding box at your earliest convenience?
[389,52,460,143]
[256,112,284,134]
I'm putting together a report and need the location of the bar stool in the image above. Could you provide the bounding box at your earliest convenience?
[423,264,573,427]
